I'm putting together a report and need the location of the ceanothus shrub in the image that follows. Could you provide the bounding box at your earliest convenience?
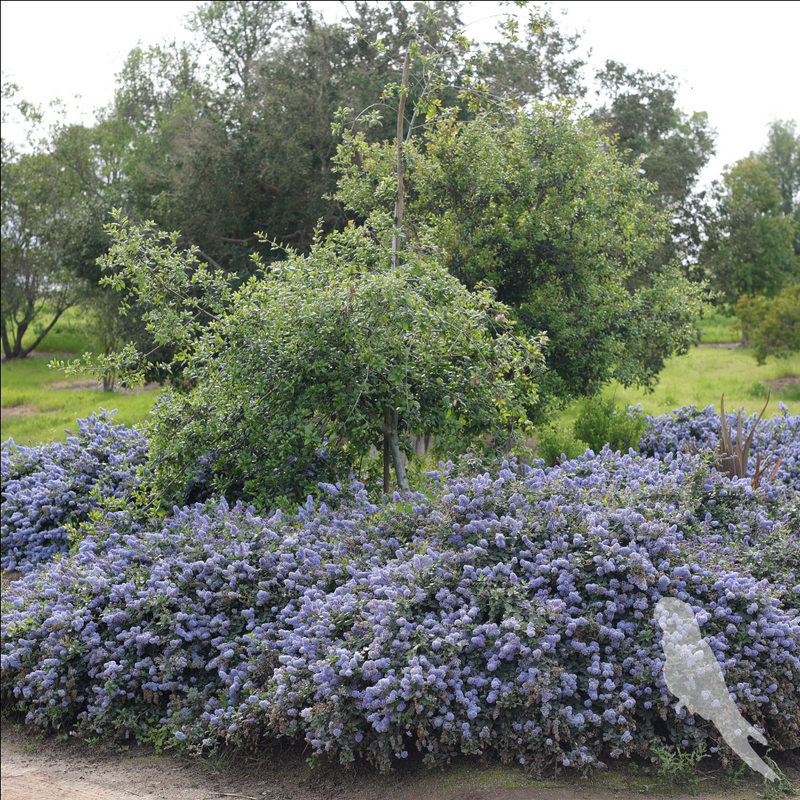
[639,403,799,487]
[1,411,148,572]
[2,416,798,774]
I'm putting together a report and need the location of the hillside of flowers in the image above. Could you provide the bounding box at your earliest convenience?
[2,405,799,774]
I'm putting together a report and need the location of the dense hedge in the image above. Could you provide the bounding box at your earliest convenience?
[2,406,798,774]
[1,411,148,572]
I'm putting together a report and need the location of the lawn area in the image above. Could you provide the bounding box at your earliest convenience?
[18,304,97,355]
[697,307,740,344]
[1,356,161,445]
[3,306,162,445]
[554,344,800,431]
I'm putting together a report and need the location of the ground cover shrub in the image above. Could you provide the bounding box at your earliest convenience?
[1,411,148,571]
[3,409,798,776]
[639,402,800,487]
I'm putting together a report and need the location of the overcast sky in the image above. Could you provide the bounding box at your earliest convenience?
[2,0,798,187]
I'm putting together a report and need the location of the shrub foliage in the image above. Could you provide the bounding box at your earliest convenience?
[2,407,798,775]
[1,411,147,572]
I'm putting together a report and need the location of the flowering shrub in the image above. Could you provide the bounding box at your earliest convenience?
[639,403,800,488]
[3,408,798,775]
[1,411,148,572]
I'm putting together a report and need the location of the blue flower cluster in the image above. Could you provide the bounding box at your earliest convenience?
[1,409,798,774]
[640,403,800,487]
[1,411,148,571]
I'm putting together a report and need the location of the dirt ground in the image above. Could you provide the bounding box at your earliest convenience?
[3,721,797,800]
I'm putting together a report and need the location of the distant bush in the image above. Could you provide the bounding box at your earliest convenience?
[534,425,589,467]
[735,286,800,364]
[1,411,147,572]
[574,398,647,454]
[3,408,798,775]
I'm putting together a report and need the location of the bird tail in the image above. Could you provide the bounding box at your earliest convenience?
[719,727,777,783]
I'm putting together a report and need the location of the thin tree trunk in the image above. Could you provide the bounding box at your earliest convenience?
[18,307,68,359]
[383,409,392,494]
[1,323,13,359]
[392,44,412,270]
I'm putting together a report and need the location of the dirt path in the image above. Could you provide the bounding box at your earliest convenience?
[4,722,792,800]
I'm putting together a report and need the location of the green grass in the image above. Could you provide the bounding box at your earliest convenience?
[697,307,740,344]
[1,357,161,445]
[19,305,95,354]
[555,345,799,431]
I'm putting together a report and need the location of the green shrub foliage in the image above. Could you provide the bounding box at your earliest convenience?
[533,425,589,467]
[80,213,544,507]
[735,285,800,364]
[574,399,648,454]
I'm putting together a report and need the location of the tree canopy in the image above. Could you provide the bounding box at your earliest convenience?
[335,102,706,405]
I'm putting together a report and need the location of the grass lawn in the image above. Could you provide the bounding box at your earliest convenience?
[555,344,799,431]
[18,304,97,355]
[1,357,161,445]
[697,307,740,344]
[3,306,162,445]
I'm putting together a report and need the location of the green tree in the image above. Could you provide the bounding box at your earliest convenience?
[71,212,543,506]
[758,119,800,220]
[704,157,798,303]
[0,88,101,360]
[592,61,717,275]
[335,102,707,407]
[479,5,586,103]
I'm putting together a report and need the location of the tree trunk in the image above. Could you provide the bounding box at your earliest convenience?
[382,409,410,493]
[18,308,67,359]
[383,409,392,494]
[392,44,412,270]
[1,323,13,360]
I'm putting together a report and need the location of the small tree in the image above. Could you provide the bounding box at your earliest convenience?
[66,211,543,507]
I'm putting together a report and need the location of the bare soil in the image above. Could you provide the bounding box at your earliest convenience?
[765,376,800,392]
[3,722,795,800]
[0,406,38,421]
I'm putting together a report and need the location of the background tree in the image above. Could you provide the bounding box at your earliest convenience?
[592,61,717,278]
[703,157,798,304]
[335,102,707,408]
[0,89,100,360]
[758,119,800,221]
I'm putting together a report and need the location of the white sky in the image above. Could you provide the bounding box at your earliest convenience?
[2,0,799,188]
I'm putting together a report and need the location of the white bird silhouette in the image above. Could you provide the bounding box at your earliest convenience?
[655,597,777,782]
